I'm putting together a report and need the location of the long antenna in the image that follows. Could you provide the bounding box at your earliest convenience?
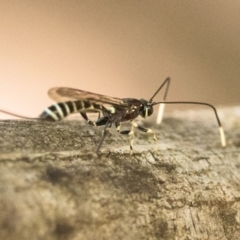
[152,101,226,147]
[149,77,170,103]
[0,109,39,120]
[149,77,171,124]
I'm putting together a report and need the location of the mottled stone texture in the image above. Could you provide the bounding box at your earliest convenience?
[0,107,239,240]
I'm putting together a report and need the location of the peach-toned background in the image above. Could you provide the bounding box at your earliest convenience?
[0,1,240,119]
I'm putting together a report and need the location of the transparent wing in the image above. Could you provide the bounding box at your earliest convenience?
[48,87,130,108]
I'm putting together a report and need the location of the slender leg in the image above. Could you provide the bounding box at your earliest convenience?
[80,112,96,126]
[117,120,157,154]
[118,121,135,155]
[96,121,111,154]
[79,112,111,154]
[137,125,157,141]
[79,112,113,154]
[115,122,121,132]
[95,116,109,126]
[129,123,135,154]
[130,121,157,141]
[80,112,109,127]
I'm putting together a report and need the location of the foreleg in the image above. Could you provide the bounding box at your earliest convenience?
[116,120,157,154]
[137,125,157,141]
[115,122,121,132]
[117,121,135,155]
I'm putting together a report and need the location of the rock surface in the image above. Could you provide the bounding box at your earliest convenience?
[0,107,239,240]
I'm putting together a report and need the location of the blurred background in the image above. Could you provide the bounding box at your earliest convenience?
[0,1,240,119]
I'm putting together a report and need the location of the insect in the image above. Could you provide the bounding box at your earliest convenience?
[0,77,226,154]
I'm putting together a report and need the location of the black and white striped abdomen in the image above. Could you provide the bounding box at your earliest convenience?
[40,101,102,121]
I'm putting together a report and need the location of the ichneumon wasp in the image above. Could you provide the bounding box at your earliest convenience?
[0,78,226,154]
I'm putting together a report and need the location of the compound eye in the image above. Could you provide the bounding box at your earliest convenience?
[147,106,153,117]
[143,106,153,118]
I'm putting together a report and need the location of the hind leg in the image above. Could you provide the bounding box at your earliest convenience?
[80,112,96,126]
[96,121,112,154]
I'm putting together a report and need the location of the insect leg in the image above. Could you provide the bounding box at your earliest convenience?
[129,122,136,154]
[117,121,136,155]
[79,114,110,154]
[80,111,109,128]
[95,117,109,126]
[119,121,157,143]
[95,112,104,130]
[96,121,112,154]
[125,121,157,141]
[137,125,157,141]
[80,112,96,126]
[115,122,121,132]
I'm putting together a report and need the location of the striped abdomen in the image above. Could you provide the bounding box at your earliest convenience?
[40,101,102,121]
